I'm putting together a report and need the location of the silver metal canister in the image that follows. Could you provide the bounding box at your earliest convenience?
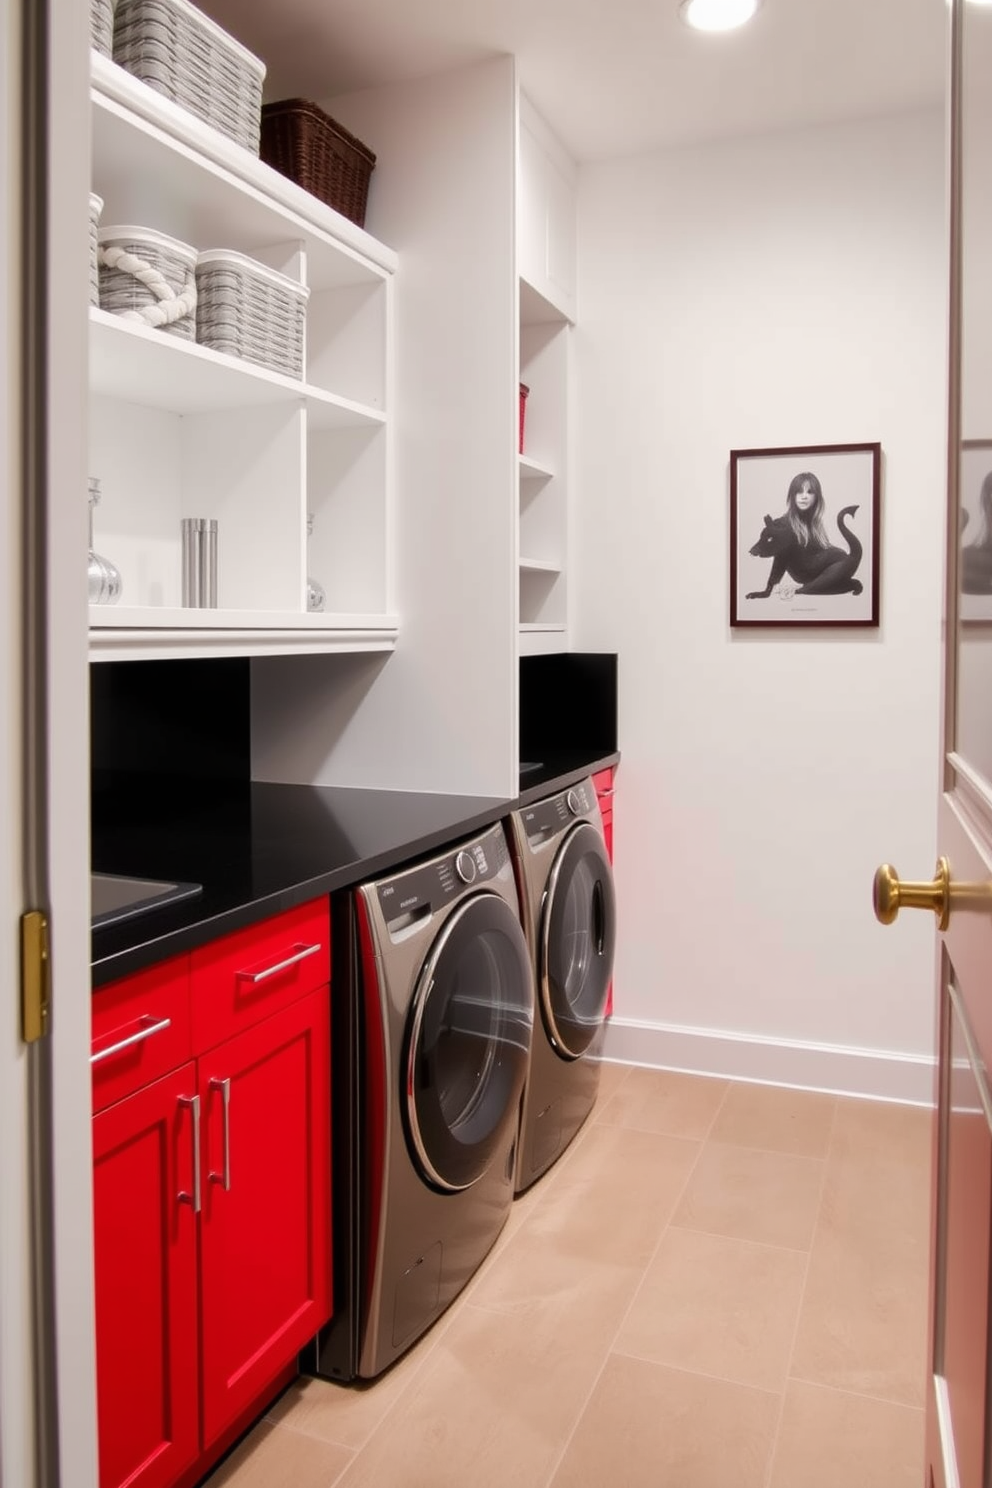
[181,518,218,607]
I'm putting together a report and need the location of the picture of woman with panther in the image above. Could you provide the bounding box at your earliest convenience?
[730,442,880,628]
[781,472,831,549]
[744,468,864,602]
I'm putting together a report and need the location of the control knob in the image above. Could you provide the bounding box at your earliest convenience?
[455,850,477,884]
[566,788,583,816]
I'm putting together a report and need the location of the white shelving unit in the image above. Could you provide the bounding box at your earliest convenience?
[516,96,575,659]
[88,52,399,660]
[517,280,571,654]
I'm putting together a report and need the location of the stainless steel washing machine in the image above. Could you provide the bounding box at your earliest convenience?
[306,820,534,1382]
[507,777,617,1194]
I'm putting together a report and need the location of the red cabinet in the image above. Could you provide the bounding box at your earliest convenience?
[92,899,332,1488]
[189,898,330,1055]
[91,954,192,1116]
[591,768,616,1017]
[199,990,331,1445]
[93,1066,200,1488]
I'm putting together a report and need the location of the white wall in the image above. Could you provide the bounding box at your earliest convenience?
[252,58,520,799]
[574,109,947,1101]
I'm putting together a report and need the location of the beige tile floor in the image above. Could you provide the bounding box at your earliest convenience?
[201,1064,932,1488]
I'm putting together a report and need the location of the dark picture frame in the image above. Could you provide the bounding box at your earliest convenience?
[730,442,881,628]
[959,439,992,623]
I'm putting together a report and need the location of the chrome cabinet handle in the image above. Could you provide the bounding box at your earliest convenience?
[596,789,615,799]
[90,1015,172,1065]
[178,1094,201,1213]
[209,1077,231,1191]
[235,941,321,985]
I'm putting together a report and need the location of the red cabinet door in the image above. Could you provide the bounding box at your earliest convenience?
[198,988,332,1446]
[92,1065,200,1488]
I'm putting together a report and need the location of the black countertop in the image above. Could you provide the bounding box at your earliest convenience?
[91,750,619,987]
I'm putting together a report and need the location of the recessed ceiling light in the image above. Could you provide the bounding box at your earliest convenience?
[678,0,762,31]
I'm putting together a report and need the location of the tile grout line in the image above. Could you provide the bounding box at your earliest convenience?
[607,1346,785,1398]
[534,1083,729,1488]
[760,1094,841,1488]
[784,1371,928,1415]
[274,1065,639,1476]
[665,1221,815,1257]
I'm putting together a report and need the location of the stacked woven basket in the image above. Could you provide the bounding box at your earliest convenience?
[107,0,266,154]
[91,0,377,225]
[90,0,377,373]
[94,223,310,378]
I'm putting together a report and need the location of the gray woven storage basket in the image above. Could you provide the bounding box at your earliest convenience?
[89,194,104,307]
[98,224,198,340]
[112,0,266,155]
[195,251,309,378]
[91,0,114,55]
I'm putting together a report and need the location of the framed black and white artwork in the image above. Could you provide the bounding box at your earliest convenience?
[959,439,992,622]
[730,442,881,628]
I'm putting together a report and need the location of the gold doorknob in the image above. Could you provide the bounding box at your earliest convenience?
[873,857,950,931]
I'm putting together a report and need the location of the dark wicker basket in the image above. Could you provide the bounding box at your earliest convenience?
[260,98,376,228]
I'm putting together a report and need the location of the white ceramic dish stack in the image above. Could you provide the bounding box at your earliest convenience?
[112,0,266,154]
[195,250,309,378]
[97,224,198,339]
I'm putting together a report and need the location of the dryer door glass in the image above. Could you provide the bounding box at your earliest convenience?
[405,893,534,1193]
[540,821,617,1060]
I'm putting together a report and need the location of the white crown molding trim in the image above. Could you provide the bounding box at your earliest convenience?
[601,1017,935,1106]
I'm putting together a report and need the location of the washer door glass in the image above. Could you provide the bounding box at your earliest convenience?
[540,821,617,1059]
[405,892,534,1192]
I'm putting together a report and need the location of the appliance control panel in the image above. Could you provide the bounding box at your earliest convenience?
[521,778,596,848]
[376,822,509,926]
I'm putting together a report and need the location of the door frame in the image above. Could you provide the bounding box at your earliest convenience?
[42,0,99,1480]
[0,0,37,1479]
[1,0,99,1483]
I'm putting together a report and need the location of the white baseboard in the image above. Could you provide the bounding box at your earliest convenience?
[601,1017,935,1106]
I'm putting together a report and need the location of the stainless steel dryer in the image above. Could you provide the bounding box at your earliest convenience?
[308,821,534,1382]
[508,777,617,1194]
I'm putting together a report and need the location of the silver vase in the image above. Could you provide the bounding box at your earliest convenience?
[306,512,326,613]
[88,478,122,605]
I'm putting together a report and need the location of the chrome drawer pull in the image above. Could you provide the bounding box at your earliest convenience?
[208,1077,231,1191]
[596,789,615,799]
[178,1094,201,1213]
[90,1015,172,1065]
[235,941,321,985]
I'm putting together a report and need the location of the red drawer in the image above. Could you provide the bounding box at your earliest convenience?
[91,956,192,1115]
[190,899,330,1053]
[591,767,614,796]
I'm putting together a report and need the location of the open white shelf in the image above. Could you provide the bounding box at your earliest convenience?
[519,623,567,658]
[517,278,569,639]
[519,453,554,481]
[91,52,396,291]
[519,274,572,329]
[89,608,399,661]
[90,310,387,432]
[88,50,396,660]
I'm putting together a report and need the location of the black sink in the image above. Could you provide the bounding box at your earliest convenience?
[91,873,203,930]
